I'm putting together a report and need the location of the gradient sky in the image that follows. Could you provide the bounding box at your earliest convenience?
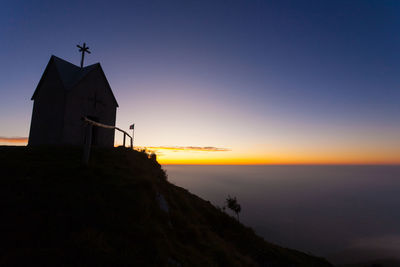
[1,0,399,164]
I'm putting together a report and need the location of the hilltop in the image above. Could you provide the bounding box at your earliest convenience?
[0,146,332,266]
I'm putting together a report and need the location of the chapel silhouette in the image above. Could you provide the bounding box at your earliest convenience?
[28,46,118,147]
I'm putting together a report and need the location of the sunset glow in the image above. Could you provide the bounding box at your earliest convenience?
[1,1,399,166]
[0,137,28,144]
[147,147,400,165]
[0,139,398,165]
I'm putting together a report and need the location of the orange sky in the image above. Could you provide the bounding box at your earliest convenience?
[141,146,400,165]
[0,137,28,144]
[2,139,399,165]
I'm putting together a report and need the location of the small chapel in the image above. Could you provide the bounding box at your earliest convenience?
[28,44,119,147]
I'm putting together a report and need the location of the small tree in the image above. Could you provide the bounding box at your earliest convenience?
[225,195,241,221]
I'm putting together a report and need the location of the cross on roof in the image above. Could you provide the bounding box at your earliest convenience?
[77,43,91,68]
[89,93,104,110]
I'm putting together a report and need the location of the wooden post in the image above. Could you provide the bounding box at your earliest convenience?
[82,124,93,164]
[131,128,134,149]
[129,123,135,150]
[123,133,126,147]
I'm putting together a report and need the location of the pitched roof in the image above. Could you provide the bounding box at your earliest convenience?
[52,56,99,89]
[31,55,119,107]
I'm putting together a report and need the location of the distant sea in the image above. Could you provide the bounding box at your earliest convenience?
[163,165,400,265]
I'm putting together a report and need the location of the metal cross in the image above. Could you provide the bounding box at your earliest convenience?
[89,93,103,109]
[77,42,91,68]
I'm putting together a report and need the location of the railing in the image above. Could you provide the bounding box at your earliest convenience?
[82,116,133,164]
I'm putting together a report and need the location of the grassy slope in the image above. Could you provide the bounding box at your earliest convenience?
[338,259,400,267]
[0,146,332,266]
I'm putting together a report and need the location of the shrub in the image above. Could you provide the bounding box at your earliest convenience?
[225,195,241,221]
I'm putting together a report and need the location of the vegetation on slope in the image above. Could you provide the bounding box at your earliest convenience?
[0,146,332,266]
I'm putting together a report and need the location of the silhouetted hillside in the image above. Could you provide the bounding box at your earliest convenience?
[0,146,332,266]
[338,259,400,267]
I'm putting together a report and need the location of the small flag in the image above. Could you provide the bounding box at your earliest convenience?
[129,124,135,130]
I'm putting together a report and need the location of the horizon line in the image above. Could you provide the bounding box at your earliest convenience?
[160,162,400,166]
[1,144,398,166]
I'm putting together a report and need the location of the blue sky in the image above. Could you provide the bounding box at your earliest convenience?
[1,0,399,163]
